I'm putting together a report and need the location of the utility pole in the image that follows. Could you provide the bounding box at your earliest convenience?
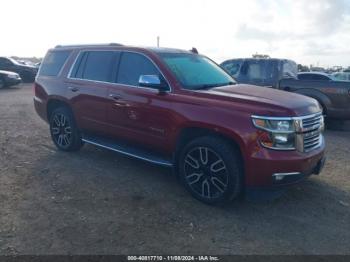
[157,36,160,48]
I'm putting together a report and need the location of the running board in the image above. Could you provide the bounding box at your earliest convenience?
[82,134,173,167]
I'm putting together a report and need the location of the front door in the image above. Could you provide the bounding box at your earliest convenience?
[106,52,175,152]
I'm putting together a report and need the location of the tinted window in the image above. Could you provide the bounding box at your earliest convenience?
[282,61,298,78]
[40,51,71,76]
[221,60,242,78]
[240,60,275,84]
[0,58,15,69]
[117,52,160,87]
[70,52,88,79]
[298,74,330,81]
[159,53,234,90]
[312,74,330,81]
[82,51,115,82]
[298,74,313,80]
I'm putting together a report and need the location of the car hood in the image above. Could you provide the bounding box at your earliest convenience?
[197,84,321,117]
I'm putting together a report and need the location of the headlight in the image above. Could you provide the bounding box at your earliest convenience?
[252,117,296,150]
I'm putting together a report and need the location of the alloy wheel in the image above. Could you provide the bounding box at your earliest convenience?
[183,147,229,199]
[51,113,72,148]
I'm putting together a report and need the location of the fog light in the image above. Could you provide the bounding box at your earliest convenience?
[272,172,301,182]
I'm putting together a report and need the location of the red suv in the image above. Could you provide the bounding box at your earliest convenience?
[34,44,326,204]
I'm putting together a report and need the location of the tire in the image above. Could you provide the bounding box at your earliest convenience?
[0,78,5,89]
[178,136,242,205]
[20,71,35,83]
[49,107,83,151]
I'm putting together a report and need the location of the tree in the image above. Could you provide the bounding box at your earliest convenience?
[297,64,310,72]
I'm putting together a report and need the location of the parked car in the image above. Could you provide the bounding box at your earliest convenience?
[0,57,38,82]
[221,58,350,120]
[0,70,21,88]
[332,72,350,81]
[34,44,325,204]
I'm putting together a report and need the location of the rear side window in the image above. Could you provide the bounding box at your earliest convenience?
[70,51,117,82]
[40,51,71,76]
[117,52,160,86]
[312,74,330,81]
[298,74,330,81]
[298,74,312,80]
[82,51,115,82]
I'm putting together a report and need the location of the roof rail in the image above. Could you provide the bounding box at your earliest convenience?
[54,43,123,48]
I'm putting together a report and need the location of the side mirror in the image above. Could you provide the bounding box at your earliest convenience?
[138,75,168,93]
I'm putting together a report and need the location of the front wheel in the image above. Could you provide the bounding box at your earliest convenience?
[49,107,83,151]
[0,78,5,89]
[178,136,243,205]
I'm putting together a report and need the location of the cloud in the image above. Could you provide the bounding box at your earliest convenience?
[0,0,349,67]
[232,0,350,66]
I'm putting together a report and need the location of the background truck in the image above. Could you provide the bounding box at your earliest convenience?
[221,58,350,120]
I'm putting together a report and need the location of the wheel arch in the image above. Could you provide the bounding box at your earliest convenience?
[173,126,246,175]
[46,98,72,121]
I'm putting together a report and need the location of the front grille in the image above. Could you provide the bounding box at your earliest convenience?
[302,113,323,131]
[301,113,323,152]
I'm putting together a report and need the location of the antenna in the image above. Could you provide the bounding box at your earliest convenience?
[157,36,160,48]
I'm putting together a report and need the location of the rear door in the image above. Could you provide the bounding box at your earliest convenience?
[66,50,119,134]
[106,51,174,152]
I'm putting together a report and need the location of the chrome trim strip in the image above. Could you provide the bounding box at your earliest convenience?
[252,112,324,133]
[252,112,323,121]
[252,112,324,152]
[252,118,295,134]
[260,144,296,151]
[67,49,172,93]
[272,172,301,177]
[82,138,173,167]
[66,77,160,93]
[33,96,43,103]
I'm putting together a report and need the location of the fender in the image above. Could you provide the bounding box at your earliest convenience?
[292,88,332,113]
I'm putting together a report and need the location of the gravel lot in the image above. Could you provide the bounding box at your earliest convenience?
[0,84,349,255]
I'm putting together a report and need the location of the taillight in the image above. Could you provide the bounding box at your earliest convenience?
[33,82,46,99]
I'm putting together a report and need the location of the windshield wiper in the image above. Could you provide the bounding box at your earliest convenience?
[195,81,236,90]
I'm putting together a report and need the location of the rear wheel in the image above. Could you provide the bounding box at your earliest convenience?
[178,136,242,205]
[49,107,83,151]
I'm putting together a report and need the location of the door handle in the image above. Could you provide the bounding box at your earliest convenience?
[68,86,79,92]
[109,93,123,100]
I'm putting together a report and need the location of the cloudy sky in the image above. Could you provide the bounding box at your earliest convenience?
[1,0,350,67]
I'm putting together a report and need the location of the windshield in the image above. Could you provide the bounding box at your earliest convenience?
[7,57,22,66]
[159,53,235,90]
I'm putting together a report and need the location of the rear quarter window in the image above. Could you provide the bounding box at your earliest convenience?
[39,51,71,76]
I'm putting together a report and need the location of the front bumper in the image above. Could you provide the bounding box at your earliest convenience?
[245,137,325,188]
[271,156,325,185]
[245,156,325,201]
[4,76,22,86]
